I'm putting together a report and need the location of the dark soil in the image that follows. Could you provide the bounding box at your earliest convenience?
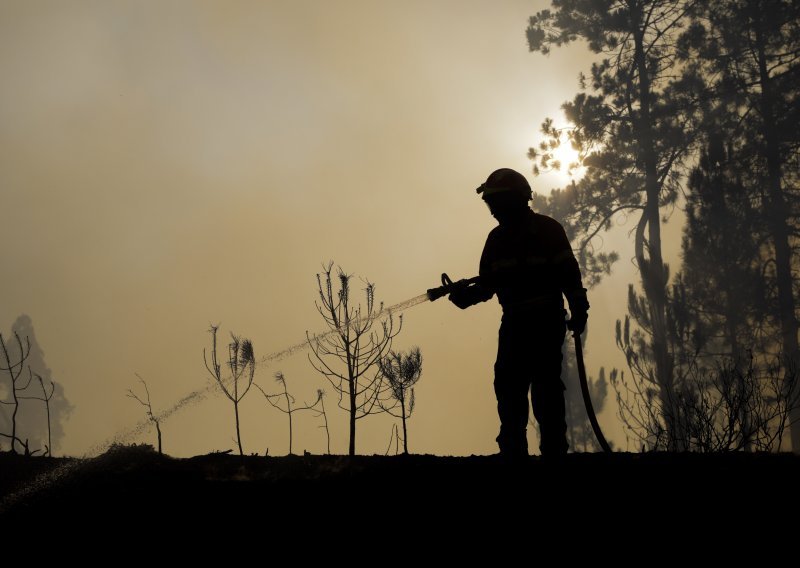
[3,446,799,543]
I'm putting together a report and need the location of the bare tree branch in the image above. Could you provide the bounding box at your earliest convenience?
[126,373,162,455]
[307,263,402,455]
[203,325,256,456]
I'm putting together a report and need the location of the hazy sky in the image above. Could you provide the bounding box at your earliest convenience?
[0,0,684,456]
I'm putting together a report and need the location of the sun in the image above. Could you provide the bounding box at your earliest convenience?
[548,140,585,186]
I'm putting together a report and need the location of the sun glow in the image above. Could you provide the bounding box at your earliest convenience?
[547,140,585,187]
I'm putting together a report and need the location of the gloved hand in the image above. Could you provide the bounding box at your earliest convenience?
[449,283,485,310]
[565,287,589,334]
[567,309,588,335]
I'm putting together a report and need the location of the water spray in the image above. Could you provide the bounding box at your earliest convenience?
[2,273,610,513]
[256,292,431,368]
[0,288,437,513]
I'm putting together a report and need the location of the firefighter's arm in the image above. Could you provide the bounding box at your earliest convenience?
[552,225,589,333]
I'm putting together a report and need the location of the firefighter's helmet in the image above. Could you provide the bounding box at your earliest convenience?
[475,168,532,200]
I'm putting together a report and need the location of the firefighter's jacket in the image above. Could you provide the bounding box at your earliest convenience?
[476,210,583,312]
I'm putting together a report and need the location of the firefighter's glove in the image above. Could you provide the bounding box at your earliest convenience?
[449,283,483,310]
[566,288,589,335]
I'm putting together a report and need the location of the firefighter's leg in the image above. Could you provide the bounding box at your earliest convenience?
[530,316,568,456]
[493,317,531,455]
[531,379,568,456]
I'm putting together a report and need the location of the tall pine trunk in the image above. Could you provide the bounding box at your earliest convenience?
[754,17,800,450]
[634,20,677,448]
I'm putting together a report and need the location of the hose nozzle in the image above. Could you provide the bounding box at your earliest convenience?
[426,273,480,302]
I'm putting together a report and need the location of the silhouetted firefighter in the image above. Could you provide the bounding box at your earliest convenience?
[447,168,589,457]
